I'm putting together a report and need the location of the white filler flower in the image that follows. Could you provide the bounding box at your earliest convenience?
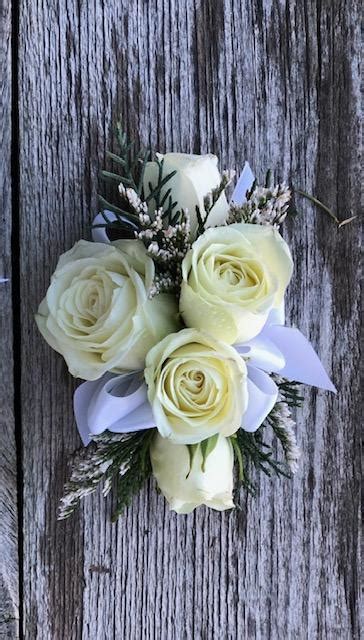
[36,240,179,380]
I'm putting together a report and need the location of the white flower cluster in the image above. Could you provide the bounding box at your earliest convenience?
[117,183,192,296]
[272,395,301,474]
[58,448,113,520]
[227,184,291,227]
[118,183,147,214]
[137,210,191,262]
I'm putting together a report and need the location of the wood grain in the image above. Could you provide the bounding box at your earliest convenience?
[17,1,362,638]
[0,0,19,638]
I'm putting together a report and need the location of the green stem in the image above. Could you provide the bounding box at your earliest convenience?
[296,189,340,225]
[231,437,244,481]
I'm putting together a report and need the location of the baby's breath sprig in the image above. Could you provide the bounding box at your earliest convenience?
[227,182,292,228]
[265,377,303,474]
[58,429,154,521]
[112,185,191,296]
[295,190,356,228]
[138,208,192,296]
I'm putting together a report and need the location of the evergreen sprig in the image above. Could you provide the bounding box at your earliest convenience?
[107,121,146,195]
[231,379,303,498]
[144,156,178,223]
[231,429,290,496]
[275,378,303,408]
[195,171,233,237]
[96,123,179,237]
[266,378,303,473]
[58,429,154,521]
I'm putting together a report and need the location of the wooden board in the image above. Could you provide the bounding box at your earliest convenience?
[14,0,362,638]
[0,0,19,638]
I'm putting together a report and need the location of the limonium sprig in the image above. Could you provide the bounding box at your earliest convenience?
[226,183,292,227]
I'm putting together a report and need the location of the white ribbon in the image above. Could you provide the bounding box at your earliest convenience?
[0,278,9,283]
[231,161,255,204]
[255,324,337,392]
[243,365,279,432]
[234,322,336,432]
[74,372,154,446]
[74,322,335,444]
[235,334,285,372]
[92,212,113,243]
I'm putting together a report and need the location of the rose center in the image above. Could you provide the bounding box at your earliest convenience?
[180,369,205,393]
[215,256,263,289]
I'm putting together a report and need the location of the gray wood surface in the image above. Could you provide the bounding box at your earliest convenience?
[1,0,361,638]
[0,0,19,638]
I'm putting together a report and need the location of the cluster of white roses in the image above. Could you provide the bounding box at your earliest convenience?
[37,153,295,514]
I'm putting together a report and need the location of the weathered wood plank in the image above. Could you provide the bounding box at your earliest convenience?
[19,1,361,638]
[0,0,19,638]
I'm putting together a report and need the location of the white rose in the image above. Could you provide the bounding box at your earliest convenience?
[150,433,234,514]
[36,240,179,380]
[143,152,229,234]
[180,223,293,344]
[144,328,248,444]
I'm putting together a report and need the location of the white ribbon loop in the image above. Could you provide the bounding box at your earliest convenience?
[236,322,336,433]
[263,303,285,328]
[88,373,148,433]
[242,365,278,432]
[74,372,155,446]
[261,325,337,392]
[231,161,255,205]
[235,335,285,373]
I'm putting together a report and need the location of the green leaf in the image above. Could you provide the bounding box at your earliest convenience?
[195,205,204,230]
[98,195,139,222]
[145,168,178,205]
[230,435,244,481]
[200,434,219,472]
[186,444,199,478]
[106,150,127,167]
[137,147,152,195]
[100,170,133,186]
[265,169,272,188]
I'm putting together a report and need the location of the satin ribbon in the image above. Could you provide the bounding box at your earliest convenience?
[231,161,255,204]
[75,163,335,445]
[75,372,154,446]
[235,322,336,432]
